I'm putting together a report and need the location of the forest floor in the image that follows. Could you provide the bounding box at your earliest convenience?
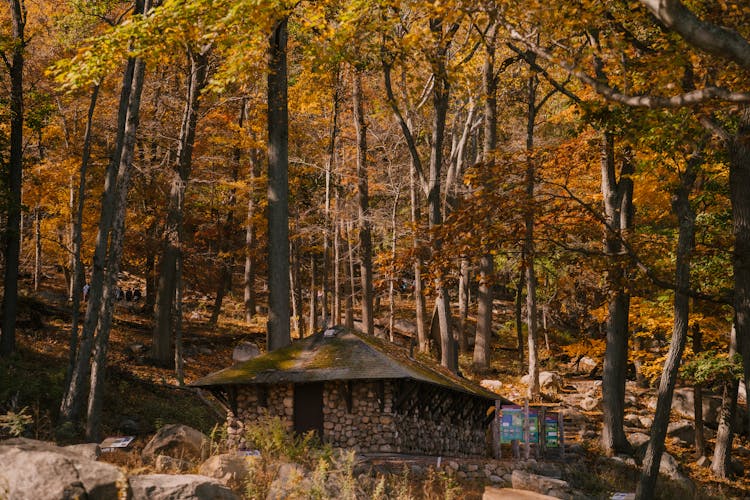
[2,269,750,498]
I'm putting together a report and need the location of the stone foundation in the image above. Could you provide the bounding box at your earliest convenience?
[225,380,490,457]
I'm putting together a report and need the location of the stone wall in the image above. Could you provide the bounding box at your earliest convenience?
[226,383,293,449]
[393,411,487,457]
[322,381,397,452]
[226,380,489,457]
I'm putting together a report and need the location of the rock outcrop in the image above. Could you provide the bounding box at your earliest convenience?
[0,438,125,500]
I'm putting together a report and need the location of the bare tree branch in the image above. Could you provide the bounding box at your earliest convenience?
[501,20,750,108]
[639,0,750,70]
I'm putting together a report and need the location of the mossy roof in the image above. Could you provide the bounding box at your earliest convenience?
[191,326,510,403]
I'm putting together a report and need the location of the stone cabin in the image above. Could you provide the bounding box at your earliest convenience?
[192,326,512,457]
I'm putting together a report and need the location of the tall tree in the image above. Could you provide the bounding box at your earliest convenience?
[352,67,375,337]
[473,16,498,372]
[600,134,634,455]
[267,16,291,351]
[0,0,26,356]
[637,146,699,498]
[153,46,210,365]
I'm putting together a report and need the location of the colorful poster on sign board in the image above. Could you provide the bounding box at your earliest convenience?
[500,406,539,444]
[500,406,524,443]
[544,413,559,448]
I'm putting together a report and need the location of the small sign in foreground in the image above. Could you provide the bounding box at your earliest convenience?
[100,436,135,453]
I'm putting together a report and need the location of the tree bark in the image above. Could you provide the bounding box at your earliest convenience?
[65,84,99,389]
[410,161,428,352]
[711,325,739,478]
[309,254,317,336]
[59,54,137,425]
[322,82,339,327]
[352,68,375,337]
[474,19,498,372]
[388,189,400,341]
[1,0,26,356]
[244,149,260,323]
[85,29,150,439]
[333,202,341,325]
[153,47,209,365]
[524,72,540,399]
[692,323,706,458]
[515,270,525,370]
[427,17,459,372]
[637,151,697,500]
[458,258,470,353]
[266,17,291,351]
[729,107,750,439]
[34,206,41,291]
[600,132,635,455]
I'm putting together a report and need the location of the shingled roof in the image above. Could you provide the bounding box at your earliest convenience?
[191,326,510,403]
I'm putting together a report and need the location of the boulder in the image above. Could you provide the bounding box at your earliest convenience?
[480,380,503,394]
[232,341,261,363]
[129,474,239,500]
[670,388,722,425]
[623,414,642,427]
[579,396,600,411]
[0,438,124,500]
[575,356,599,373]
[63,443,101,461]
[154,454,191,473]
[627,432,650,449]
[638,416,653,428]
[521,372,564,394]
[483,486,559,499]
[659,452,696,493]
[392,319,417,335]
[667,420,695,445]
[266,463,311,500]
[198,453,254,488]
[142,424,209,463]
[511,470,571,498]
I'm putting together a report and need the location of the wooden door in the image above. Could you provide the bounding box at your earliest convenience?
[293,382,324,436]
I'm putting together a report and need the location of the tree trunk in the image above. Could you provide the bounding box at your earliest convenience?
[353,68,375,337]
[144,220,157,315]
[1,0,25,356]
[389,190,400,341]
[65,84,99,390]
[458,258,469,353]
[266,17,291,351]
[711,325,739,478]
[474,19,498,371]
[729,107,750,439]
[34,206,41,291]
[515,271,525,371]
[174,252,185,385]
[410,161,428,352]
[59,54,138,425]
[524,72,540,400]
[637,152,697,500]
[347,221,357,315]
[309,254,317,336]
[85,36,150,440]
[333,204,341,324]
[601,132,635,455]
[244,150,260,323]
[153,47,209,364]
[692,323,706,458]
[323,82,339,327]
[290,240,302,337]
[428,17,458,372]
